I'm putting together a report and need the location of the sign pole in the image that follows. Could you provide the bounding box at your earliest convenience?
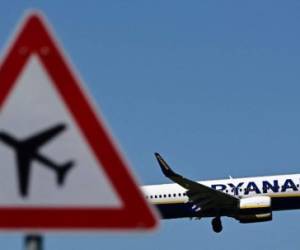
[24,234,43,250]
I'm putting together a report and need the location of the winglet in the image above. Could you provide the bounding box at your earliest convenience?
[154,152,177,178]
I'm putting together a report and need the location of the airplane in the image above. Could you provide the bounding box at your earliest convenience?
[142,153,300,233]
[0,123,74,198]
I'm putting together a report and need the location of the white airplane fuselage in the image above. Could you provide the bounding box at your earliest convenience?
[142,174,300,219]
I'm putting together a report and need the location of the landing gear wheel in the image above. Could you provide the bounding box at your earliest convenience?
[212,217,222,233]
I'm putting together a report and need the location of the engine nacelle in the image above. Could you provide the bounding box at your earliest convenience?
[238,212,272,223]
[239,196,271,210]
[237,196,272,223]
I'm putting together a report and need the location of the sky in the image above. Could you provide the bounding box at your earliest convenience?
[1,0,300,249]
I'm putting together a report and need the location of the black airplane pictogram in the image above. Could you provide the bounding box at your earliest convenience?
[0,123,75,198]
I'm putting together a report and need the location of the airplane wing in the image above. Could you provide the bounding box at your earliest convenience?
[154,153,239,211]
[23,123,66,149]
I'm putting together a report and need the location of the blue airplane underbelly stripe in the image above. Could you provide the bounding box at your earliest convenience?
[272,196,300,210]
[154,196,300,219]
[156,203,197,219]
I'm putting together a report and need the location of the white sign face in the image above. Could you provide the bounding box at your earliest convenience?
[0,55,122,208]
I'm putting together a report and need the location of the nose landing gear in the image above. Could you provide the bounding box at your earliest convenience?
[212,217,222,233]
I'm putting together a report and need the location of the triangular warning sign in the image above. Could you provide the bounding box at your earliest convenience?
[0,12,157,230]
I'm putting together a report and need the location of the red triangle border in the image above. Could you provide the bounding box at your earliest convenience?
[0,12,157,230]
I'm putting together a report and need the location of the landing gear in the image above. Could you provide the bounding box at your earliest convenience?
[212,217,222,233]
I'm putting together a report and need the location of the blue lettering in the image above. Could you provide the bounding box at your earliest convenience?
[281,179,298,192]
[262,180,279,193]
[211,184,226,192]
[228,182,244,196]
[244,182,261,195]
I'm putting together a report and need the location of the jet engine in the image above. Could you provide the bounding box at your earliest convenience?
[237,196,272,223]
